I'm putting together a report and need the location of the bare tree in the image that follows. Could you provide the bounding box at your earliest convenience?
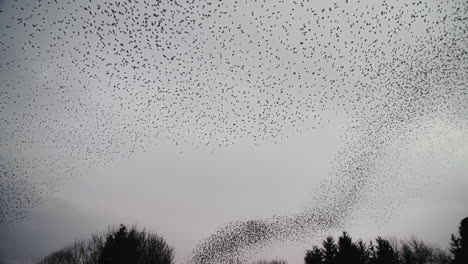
[400,238,451,264]
[36,224,174,264]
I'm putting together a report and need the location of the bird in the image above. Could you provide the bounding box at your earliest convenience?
[0,0,466,262]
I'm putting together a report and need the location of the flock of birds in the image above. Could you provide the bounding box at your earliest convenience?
[0,0,467,263]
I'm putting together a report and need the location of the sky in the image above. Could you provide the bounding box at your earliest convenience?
[1,128,467,264]
[0,0,467,263]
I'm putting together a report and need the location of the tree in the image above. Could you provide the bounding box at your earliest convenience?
[37,224,174,264]
[304,226,456,264]
[372,237,399,264]
[356,240,370,264]
[405,239,431,264]
[450,217,468,264]
[99,224,174,264]
[99,225,139,264]
[305,246,324,264]
[37,246,74,264]
[336,232,361,264]
[37,238,104,264]
[432,247,452,264]
[322,236,338,264]
[400,243,415,264]
[400,238,451,264]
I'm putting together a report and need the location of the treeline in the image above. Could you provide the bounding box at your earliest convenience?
[305,233,450,264]
[304,217,467,264]
[36,217,467,264]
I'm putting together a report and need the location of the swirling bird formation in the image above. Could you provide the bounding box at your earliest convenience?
[0,0,467,262]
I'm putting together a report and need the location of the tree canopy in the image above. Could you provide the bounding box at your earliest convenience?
[37,224,174,264]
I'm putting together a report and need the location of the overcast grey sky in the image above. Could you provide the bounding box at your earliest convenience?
[0,0,467,263]
[1,128,467,263]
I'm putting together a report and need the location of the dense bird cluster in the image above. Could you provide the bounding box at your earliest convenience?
[0,0,466,263]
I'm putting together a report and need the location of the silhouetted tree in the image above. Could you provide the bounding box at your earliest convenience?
[322,236,338,264]
[304,224,458,264]
[432,248,452,264]
[401,243,415,264]
[305,246,324,264]
[400,238,451,264]
[450,217,468,264]
[99,225,139,264]
[372,237,399,264]
[37,237,105,264]
[37,246,74,264]
[403,239,431,264]
[336,232,361,264]
[356,240,370,264]
[87,234,106,264]
[36,224,174,264]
